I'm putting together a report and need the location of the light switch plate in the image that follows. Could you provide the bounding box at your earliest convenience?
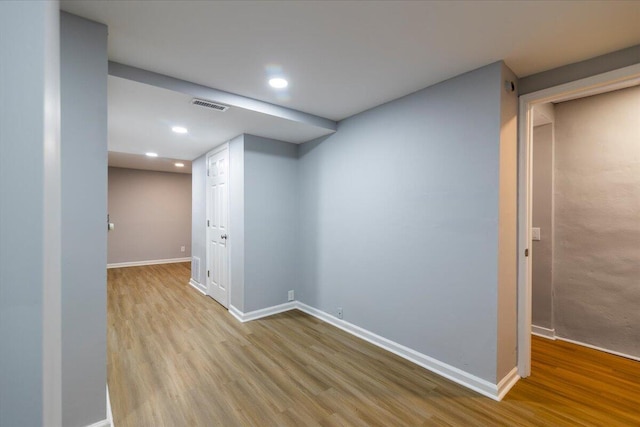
[532,227,541,241]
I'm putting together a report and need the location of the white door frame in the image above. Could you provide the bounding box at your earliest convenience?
[517,63,640,377]
[206,142,231,307]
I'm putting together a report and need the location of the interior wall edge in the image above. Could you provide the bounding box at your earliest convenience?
[108,61,337,132]
[519,44,640,95]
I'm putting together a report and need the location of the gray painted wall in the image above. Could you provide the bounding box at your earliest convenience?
[519,44,640,95]
[108,167,192,264]
[298,62,514,382]
[244,135,299,312]
[191,134,299,313]
[60,12,108,427]
[532,124,554,329]
[191,155,207,285]
[0,2,60,425]
[496,63,518,380]
[229,136,246,310]
[553,86,640,357]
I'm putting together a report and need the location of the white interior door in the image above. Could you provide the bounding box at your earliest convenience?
[206,146,229,307]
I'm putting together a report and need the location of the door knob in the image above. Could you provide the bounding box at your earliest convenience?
[221,234,228,240]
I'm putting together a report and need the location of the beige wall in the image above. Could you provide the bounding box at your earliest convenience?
[108,167,192,264]
[496,63,518,381]
[553,85,640,357]
[532,123,554,329]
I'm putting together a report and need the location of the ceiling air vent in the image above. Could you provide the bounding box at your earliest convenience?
[190,98,229,112]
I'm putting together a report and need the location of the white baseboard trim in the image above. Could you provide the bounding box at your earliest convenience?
[84,384,113,427]
[86,419,110,427]
[227,300,517,401]
[531,325,556,340]
[496,367,520,400]
[229,302,297,323]
[531,326,640,363]
[107,384,114,427]
[229,305,244,322]
[107,257,191,269]
[189,278,207,295]
[555,336,640,362]
[295,302,513,401]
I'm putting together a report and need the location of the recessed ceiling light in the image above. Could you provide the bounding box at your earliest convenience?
[145,152,158,157]
[175,162,184,167]
[172,126,188,134]
[269,78,288,89]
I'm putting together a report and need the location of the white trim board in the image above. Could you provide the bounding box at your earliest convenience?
[86,384,113,427]
[228,301,519,401]
[86,419,110,427]
[556,336,640,363]
[229,302,297,323]
[532,326,640,362]
[107,257,190,269]
[531,334,640,362]
[107,384,114,427]
[531,325,556,340]
[189,278,207,295]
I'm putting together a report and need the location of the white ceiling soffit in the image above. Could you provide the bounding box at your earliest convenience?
[108,75,335,160]
[108,151,192,174]
[62,1,640,120]
[109,62,336,132]
[533,104,554,127]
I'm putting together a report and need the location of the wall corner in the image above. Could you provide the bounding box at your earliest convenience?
[496,62,519,381]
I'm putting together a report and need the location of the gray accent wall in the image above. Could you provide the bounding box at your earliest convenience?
[0,2,60,425]
[191,135,298,313]
[532,124,554,329]
[519,45,640,95]
[496,63,518,380]
[244,135,299,312]
[191,155,207,285]
[553,86,640,357]
[298,62,517,383]
[60,12,108,427]
[188,63,520,385]
[108,167,192,264]
[229,135,245,310]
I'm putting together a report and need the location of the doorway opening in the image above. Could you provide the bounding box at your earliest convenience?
[517,63,640,377]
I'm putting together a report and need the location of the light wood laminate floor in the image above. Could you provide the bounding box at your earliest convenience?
[107,263,640,426]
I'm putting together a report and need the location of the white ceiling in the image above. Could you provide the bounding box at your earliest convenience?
[108,75,334,160]
[533,104,553,127]
[63,1,640,121]
[108,151,192,174]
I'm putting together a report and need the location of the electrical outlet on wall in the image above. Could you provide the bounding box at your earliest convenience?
[288,290,294,301]
[181,246,186,252]
[337,308,343,319]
